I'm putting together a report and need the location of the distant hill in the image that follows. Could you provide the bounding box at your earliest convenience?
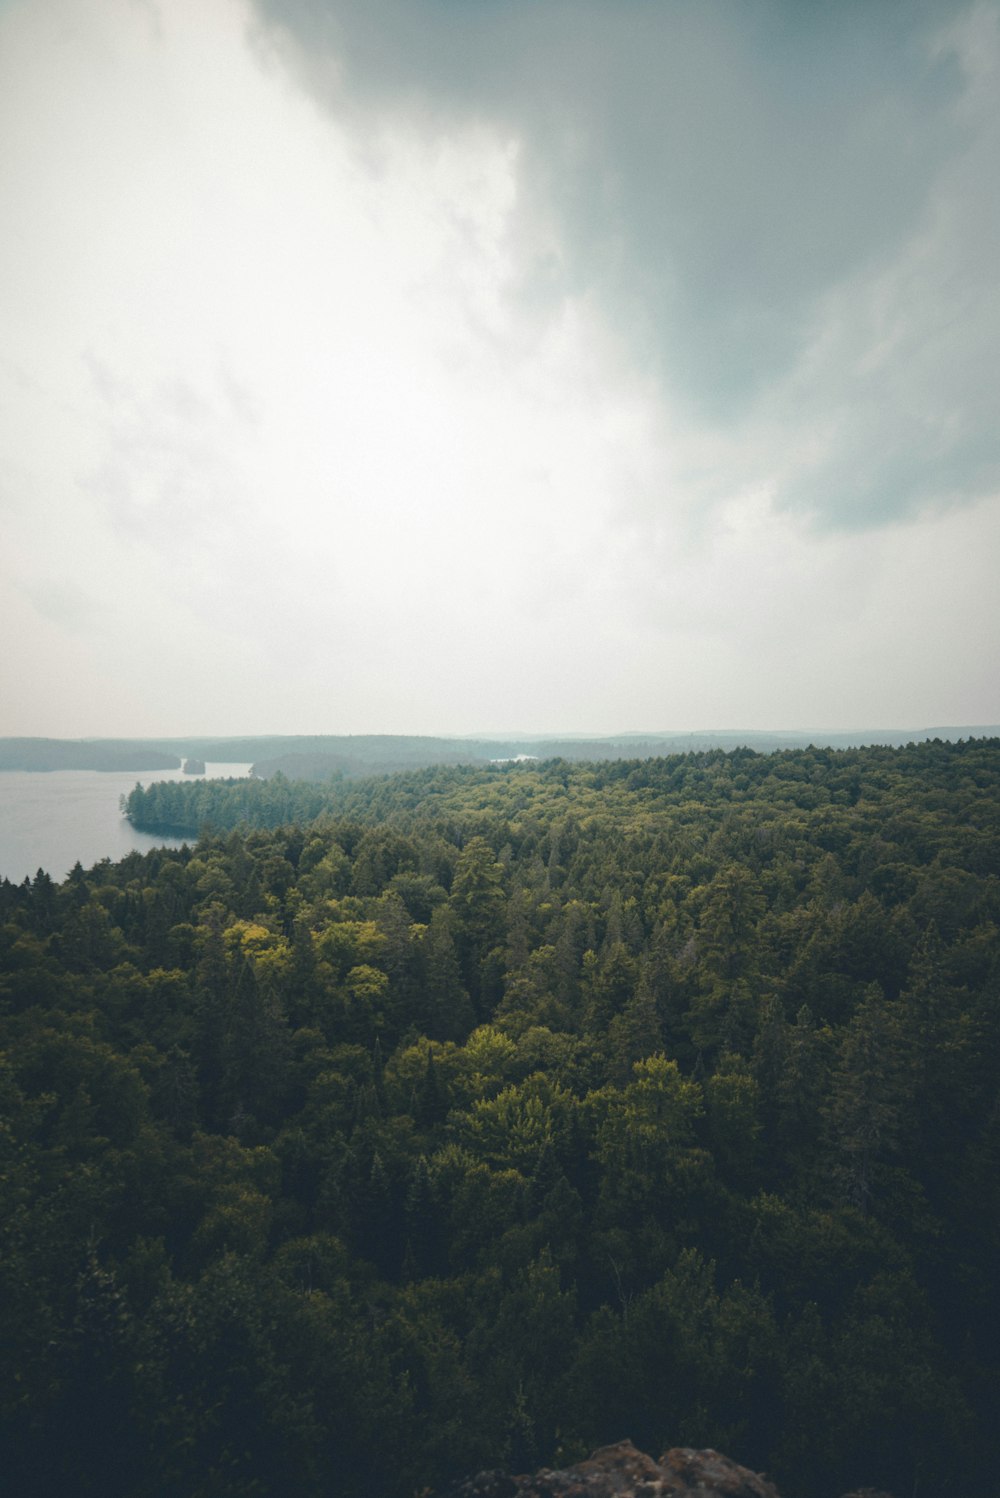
[0,739,181,772]
[2,728,997,777]
[247,728,1000,781]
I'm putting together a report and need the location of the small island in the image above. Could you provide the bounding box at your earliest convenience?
[182,757,206,775]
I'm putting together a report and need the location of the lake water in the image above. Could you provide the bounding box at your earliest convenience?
[0,764,252,884]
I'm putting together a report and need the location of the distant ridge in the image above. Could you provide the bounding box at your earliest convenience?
[0,738,181,772]
[1,728,997,776]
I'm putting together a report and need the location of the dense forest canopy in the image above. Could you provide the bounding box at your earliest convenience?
[3,739,999,1497]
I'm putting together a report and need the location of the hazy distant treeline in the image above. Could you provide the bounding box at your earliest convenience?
[5,728,999,778]
[0,739,181,772]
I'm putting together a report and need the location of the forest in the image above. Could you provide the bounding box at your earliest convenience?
[2,738,999,1497]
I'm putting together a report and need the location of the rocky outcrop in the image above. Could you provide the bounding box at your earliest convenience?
[446,1441,895,1498]
[446,1440,780,1498]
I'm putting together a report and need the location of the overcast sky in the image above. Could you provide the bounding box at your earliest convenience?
[1,0,998,737]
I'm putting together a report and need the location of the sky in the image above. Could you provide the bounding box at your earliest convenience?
[1,0,998,738]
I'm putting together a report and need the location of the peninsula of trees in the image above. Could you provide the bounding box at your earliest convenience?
[2,737,998,1496]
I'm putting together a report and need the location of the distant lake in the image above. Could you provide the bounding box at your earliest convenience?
[0,764,252,884]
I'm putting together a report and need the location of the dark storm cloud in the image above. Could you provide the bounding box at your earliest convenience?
[250,0,996,530]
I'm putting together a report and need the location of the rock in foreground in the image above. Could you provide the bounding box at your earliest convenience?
[447,1440,781,1498]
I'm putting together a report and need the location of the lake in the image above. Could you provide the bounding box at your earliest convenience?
[0,764,252,884]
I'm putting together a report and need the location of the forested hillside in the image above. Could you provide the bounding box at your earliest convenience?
[3,740,999,1497]
[0,739,181,772]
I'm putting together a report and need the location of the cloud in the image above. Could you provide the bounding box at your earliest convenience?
[0,0,669,731]
[253,0,1000,531]
[0,0,995,736]
[26,577,104,632]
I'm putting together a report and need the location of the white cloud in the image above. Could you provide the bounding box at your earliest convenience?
[0,0,996,736]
